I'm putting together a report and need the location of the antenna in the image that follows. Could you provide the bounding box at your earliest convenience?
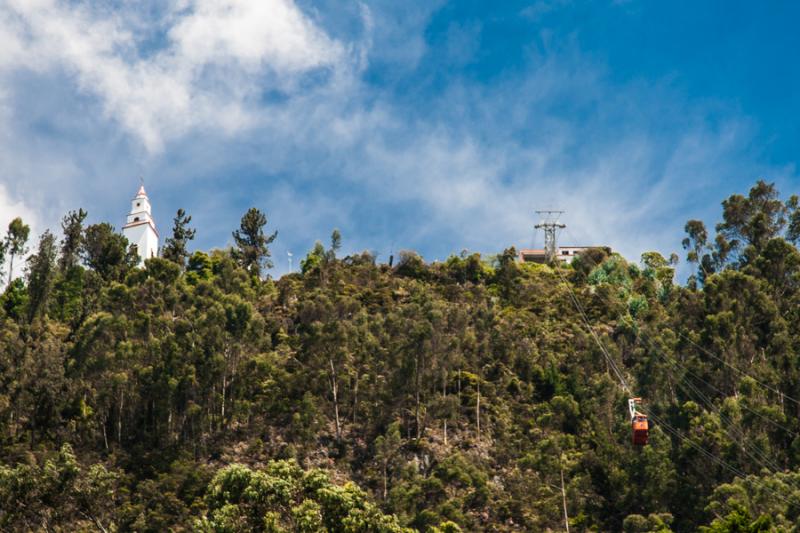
[534,210,565,263]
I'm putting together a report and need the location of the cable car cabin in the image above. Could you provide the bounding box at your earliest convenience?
[628,398,649,446]
[632,414,649,446]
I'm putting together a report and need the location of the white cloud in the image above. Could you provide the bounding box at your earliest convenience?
[0,184,39,234]
[170,0,341,72]
[0,0,346,151]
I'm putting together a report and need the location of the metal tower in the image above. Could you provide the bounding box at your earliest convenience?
[534,210,566,263]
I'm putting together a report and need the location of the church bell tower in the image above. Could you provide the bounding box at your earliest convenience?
[122,185,159,265]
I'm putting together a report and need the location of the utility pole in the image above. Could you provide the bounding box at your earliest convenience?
[534,210,565,263]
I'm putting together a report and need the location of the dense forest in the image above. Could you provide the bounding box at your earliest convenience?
[2,180,800,532]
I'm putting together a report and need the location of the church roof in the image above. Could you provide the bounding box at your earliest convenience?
[136,185,147,198]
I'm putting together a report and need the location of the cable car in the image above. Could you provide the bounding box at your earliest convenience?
[629,398,649,446]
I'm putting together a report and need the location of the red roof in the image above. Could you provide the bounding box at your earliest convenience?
[519,249,546,255]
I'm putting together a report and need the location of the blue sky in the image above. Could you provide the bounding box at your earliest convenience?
[0,0,798,276]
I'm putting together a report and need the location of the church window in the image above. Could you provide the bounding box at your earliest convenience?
[134,217,140,222]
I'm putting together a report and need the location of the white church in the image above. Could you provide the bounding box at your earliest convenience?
[122,185,159,265]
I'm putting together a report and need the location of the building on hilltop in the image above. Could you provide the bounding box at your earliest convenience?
[518,246,611,265]
[122,185,158,265]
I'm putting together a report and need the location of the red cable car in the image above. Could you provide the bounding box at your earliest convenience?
[629,398,649,446]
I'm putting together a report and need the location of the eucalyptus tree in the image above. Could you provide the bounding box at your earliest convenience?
[4,216,30,286]
[26,230,57,323]
[59,208,87,271]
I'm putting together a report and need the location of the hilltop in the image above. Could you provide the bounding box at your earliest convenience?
[1,180,800,532]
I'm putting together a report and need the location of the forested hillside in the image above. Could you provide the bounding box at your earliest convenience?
[2,181,800,532]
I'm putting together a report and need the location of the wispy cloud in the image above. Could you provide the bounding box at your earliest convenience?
[0,0,347,152]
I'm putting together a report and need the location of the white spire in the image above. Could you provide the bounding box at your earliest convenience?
[122,183,158,265]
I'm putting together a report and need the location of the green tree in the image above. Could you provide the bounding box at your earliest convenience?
[82,223,136,280]
[162,208,196,267]
[301,241,326,275]
[59,208,87,271]
[26,230,58,322]
[374,422,403,501]
[198,460,410,532]
[329,228,342,261]
[682,219,714,285]
[0,444,122,532]
[1,277,27,319]
[716,179,788,264]
[699,506,772,533]
[622,513,673,532]
[4,217,30,286]
[232,207,277,277]
[394,250,427,280]
[786,194,800,244]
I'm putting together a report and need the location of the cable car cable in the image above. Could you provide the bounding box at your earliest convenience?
[646,344,788,477]
[557,267,631,393]
[674,329,800,407]
[627,320,795,439]
[557,260,794,475]
[560,227,800,407]
[552,262,799,506]
[633,325,794,474]
[645,409,798,509]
